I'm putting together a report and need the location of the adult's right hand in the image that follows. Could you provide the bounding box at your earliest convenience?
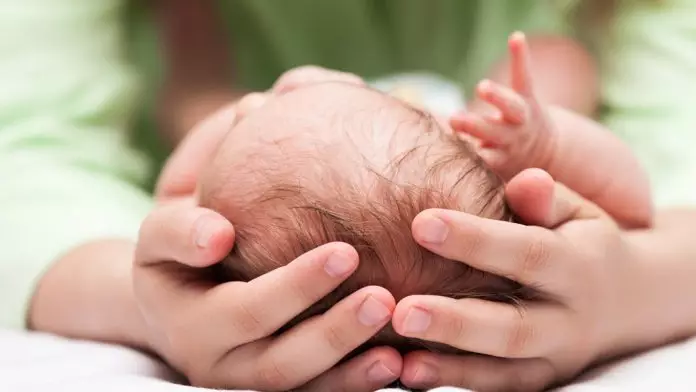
[133,96,401,391]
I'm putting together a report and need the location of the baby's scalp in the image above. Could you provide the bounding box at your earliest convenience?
[199,82,524,351]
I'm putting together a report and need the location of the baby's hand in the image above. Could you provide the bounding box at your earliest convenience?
[451,33,557,180]
[272,65,365,94]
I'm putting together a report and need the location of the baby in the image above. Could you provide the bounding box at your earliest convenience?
[199,81,529,353]
[451,33,653,228]
[198,34,652,354]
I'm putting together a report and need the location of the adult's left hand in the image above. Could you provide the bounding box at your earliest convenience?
[394,169,642,391]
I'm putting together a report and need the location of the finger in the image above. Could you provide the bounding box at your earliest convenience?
[506,168,609,228]
[234,92,268,122]
[476,79,528,124]
[209,242,361,344]
[135,204,235,268]
[273,66,365,94]
[156,101,238,199]
[401,350,555,392]
[219,286,395,391]
[509,31,535,97]
[393,296,570,358]
[477,148,511,176]
[137,242,364,377]
[300,346,402,392]
[450,112,515,146]
[411,208,564,288]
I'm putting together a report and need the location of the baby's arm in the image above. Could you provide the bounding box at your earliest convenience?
[452,33,652,228]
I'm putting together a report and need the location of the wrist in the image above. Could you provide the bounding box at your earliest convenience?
[29,239,151,351]
[599,227,696,361]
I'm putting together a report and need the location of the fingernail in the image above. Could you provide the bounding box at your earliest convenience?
[410,363,439,388]
[324,251,356,277]
[417,215,449,244]
[478,79,492,92]
[366,360,397,384]
[403,307,432,334]
[194,216,221,248]
[358,295,391,327]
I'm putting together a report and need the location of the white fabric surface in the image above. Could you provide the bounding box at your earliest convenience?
[2,329,696,392]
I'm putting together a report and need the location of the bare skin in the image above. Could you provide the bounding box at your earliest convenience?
[453,33,652,228]
[29,71,696,391]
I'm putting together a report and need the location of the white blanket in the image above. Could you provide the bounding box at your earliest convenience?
[2,329,696,392]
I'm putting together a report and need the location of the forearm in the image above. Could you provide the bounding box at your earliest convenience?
[547,107,653,228]
[29,239,149,351]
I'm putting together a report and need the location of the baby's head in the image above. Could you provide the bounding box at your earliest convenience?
[199,82,523,352]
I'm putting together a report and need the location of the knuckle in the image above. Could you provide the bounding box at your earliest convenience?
[505,312,535,358]
[255,358,295,391]
[230,300,268,339]
[457,224,485,262]
[440,311,467,347]
[517,234,551,281]
[288,274,322,307]
[322,323,353,354]
[503,364,549,392]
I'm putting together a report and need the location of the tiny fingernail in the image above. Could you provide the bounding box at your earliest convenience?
[366,361,397,384]
[478,79,492,91]
[358,295,391,327]
[194,217,221,248]
[512,31,525,39]
[410,363,439,388]
[324,251,356,277]
[403,307,432,334]
[418,215,449,244]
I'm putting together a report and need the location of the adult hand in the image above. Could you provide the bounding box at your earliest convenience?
[133,97,401,391]
[394,169,639,391]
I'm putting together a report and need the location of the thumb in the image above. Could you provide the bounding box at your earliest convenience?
[505,168,610,228]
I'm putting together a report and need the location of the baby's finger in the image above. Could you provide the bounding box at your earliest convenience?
[476,79,527,124]
[393,296,570,358]
[509,31,535,97]
[273,65,365,94]
[156,101,238,199]
[411,209,567,289]
[401,350,555,391]
[477,148,511,177]
[211,242,360,345]
[450,113,514,146]
[300,346,402,392]
[219,286,395,391]
[234,92,268,123]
